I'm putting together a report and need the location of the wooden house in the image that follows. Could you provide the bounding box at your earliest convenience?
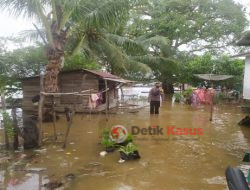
[233,34,250,100]
[21,69,132,115]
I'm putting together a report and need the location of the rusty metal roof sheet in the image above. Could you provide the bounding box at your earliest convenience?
[21,69,133,83]
[84,69,120,79]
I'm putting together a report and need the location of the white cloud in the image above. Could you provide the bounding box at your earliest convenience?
[0,11,34,37]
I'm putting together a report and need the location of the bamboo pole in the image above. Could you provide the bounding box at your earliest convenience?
[41,89,94,96]
[209,101,213,121]
[81,98,87,120]
[89,89,92,117]
[120,87,124,102]
[105,80,108,121]
[1,93,9,149]
[209,90,214,122]
[107,90,110,111]
[38,75,44,146]
[62,107,73,149]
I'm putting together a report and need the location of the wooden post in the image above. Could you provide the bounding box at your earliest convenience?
[11,106,19,150]
[38,75,44,146]
[107,91,110,110]
[209,90,214,122]
[89,89,92,117]
[105,80,108,121]
[62,107,73,149]
[209,101,213,121]
[81,74,87,119]
[52,96,57,140]
[120,87,124,102]
[1,93,9,149]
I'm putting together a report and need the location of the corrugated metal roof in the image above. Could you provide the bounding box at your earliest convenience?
[102,77,133,83]
[20,69,133,83]
[84,69,121,79]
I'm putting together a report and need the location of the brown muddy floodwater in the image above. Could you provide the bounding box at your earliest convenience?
[0,100,250,190]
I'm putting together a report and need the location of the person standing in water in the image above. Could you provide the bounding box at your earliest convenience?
[148,82,164,114]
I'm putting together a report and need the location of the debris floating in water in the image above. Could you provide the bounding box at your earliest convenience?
[44,181,63,189]
[25,168,47,172]
[65,173,76,181]
[99,151,107,157]
[56,149,64,152]
[34,149,47,153]
[118,159,125,163]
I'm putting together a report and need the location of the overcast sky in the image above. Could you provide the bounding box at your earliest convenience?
[0,0,249,44]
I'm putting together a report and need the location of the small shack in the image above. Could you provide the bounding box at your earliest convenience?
[21,69,132,115]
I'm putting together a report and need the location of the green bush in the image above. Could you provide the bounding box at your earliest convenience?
[101,138,116,148]
[2,112,14,137]
[119,142,138,155]
[173,93,183,102]
[125,133,133,143]
[102,128,110,140]
[183,88,193,98]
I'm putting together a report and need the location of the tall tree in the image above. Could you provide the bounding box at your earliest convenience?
[179,54,244,90]
[0,0,134,92]
[126,0,248,92]
[129,0,247,53]
[3,45,48,78]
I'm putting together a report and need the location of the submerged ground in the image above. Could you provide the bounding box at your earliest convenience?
[0,97,249,190]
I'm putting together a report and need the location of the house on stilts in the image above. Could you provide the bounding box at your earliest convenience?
[21,69,133,115]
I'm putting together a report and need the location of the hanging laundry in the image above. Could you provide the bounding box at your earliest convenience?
[196,89,206,103]
[191,92,199,106]
[96,93,103,106]
[88,94,99,109]
[192,88,215,105]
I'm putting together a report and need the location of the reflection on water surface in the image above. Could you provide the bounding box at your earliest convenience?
[0,99,248,190]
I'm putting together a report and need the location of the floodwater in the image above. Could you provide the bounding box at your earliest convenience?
[0,95,249,189]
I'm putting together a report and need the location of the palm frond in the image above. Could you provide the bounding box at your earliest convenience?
[94,35,128,74]
[127,60,152,73]
[140,35,170,49]
[75,0,130,30]
[132,55,177,70]
[105,33,146,55]
[18,29,46,42]
[0,0,54,45]
[55,0,82,30]
[0,0,48,18]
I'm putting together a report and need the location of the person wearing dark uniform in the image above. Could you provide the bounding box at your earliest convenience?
[148,83,164,114]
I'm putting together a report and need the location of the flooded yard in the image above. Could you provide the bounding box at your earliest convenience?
[0,100,249,190]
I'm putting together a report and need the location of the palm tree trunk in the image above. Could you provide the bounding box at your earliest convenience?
[44,46,64,92]
[44,22,67,93]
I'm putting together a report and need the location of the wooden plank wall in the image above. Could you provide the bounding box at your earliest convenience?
[22,78,40,112]
[21,71,119,113]
[59,72,99,111]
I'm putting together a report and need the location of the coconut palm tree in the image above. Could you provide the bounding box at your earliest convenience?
[0,0,136,92]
